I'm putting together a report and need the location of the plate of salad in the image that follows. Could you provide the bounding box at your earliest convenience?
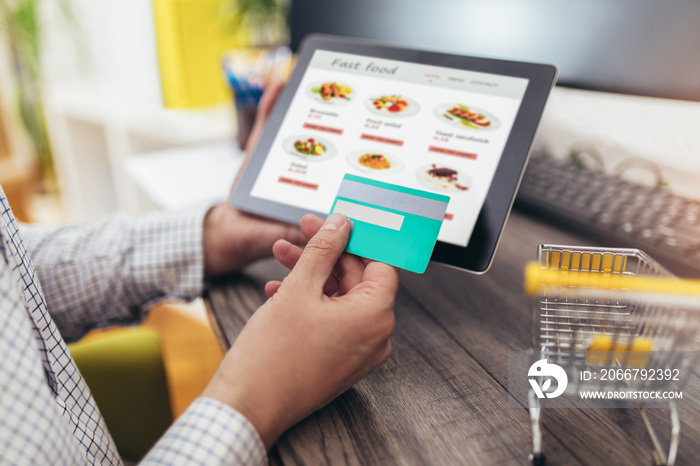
[283,135,337,161]
[364,94,420,117]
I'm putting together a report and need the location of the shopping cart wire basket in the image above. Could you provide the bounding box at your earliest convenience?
[523,244,700,466]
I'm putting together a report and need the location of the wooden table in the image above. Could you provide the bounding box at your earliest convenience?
[204,211,700,465]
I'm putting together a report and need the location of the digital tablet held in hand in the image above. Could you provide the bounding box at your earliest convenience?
[231,34,557,273]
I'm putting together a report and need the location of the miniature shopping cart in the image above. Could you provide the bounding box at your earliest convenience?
[524,244,700,466]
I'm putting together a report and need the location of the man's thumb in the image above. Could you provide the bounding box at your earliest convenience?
[289,213,352,292]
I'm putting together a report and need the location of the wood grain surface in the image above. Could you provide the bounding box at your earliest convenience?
[204,211,700,465]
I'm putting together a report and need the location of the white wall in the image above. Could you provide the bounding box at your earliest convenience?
[41,0,163,109]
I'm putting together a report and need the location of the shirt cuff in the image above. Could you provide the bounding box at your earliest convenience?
[127,206,208,310]
[142,397,267,466]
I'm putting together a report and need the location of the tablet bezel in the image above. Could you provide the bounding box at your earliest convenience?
[231,34,557,273]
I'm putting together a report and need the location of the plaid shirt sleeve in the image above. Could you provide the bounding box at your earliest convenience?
[1,192,269,464]
[142,397,267,466]
[18,208,208,342]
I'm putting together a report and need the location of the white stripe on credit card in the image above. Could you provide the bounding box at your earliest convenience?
[332,199,404,231]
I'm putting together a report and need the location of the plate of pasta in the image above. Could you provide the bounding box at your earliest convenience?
[346,150,404,174]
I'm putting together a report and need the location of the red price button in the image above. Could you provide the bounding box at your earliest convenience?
[360,134,404,147]
[278,177,319,190]
[303,123,343,135]
[428,146,477,160]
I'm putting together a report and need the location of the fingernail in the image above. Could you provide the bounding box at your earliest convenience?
[321,213,347,230]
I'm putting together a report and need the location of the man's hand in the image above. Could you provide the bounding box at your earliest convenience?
[203,206,306,277]
[203,213,399,448]
[203,82,305,277]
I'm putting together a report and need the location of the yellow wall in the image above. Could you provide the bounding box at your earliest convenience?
[152,0,251,109]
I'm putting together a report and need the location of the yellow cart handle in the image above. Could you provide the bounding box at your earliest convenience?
[524,261,700,298]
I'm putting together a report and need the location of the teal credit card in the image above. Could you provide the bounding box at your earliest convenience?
[330,174,450,273]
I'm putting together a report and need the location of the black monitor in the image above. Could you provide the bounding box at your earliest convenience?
[289,0,700,102]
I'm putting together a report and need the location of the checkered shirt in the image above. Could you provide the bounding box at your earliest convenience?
[0,185,265,465]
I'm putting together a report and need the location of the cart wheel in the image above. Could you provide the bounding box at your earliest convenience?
[529,452,546,466]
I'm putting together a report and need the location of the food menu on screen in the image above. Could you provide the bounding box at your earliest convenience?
[250,50,529,247]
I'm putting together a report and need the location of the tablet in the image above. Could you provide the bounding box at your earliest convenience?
[231,34,557,273]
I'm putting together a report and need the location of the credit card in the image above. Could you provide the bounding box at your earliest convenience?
[330,174,450,273]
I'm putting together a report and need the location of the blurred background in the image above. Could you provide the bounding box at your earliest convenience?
[2,0,699,228]
[0,0,290,225]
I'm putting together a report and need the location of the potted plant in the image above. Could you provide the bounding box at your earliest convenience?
[0,0,74,183]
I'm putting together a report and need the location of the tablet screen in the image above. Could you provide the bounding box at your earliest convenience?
[248,49,529,247]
